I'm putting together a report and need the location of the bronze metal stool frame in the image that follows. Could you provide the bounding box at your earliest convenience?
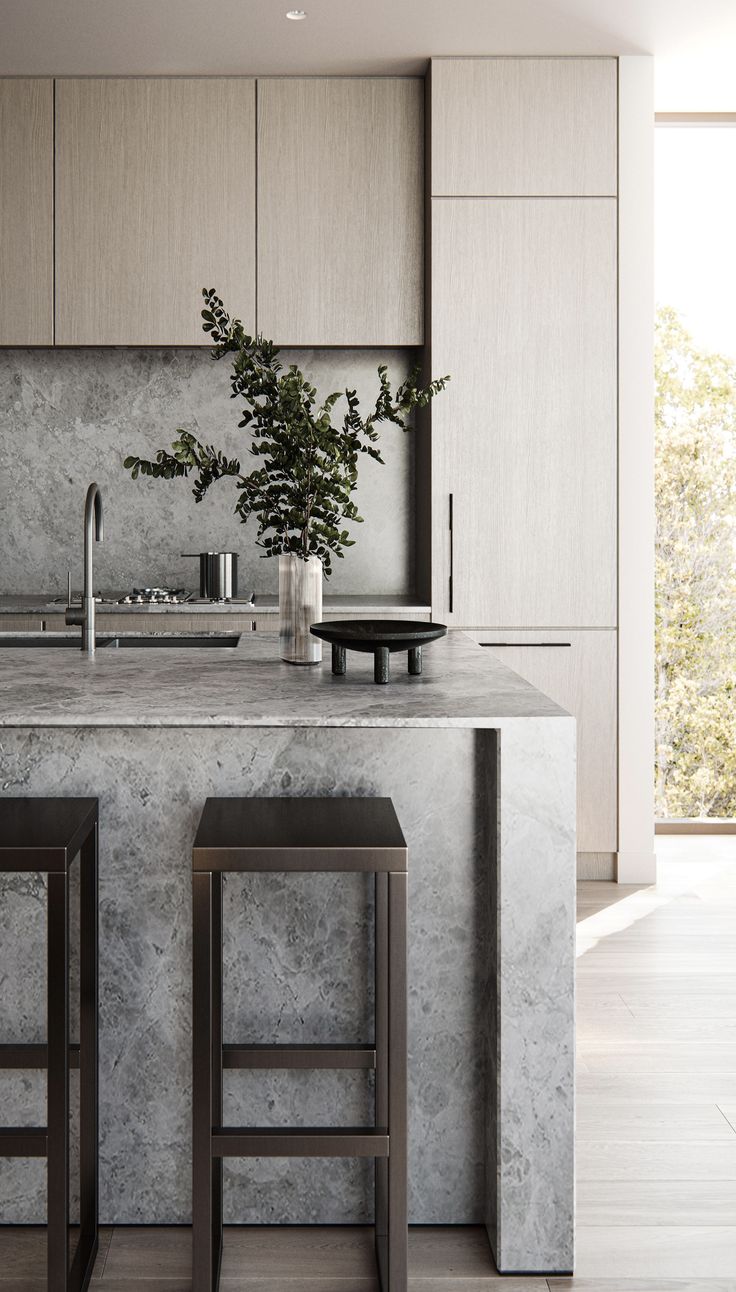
[192,796,408,1292]
[0,797,99,1292]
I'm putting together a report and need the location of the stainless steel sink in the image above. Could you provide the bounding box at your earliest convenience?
[0,634,241,649]
[105,635,241,648]
[0,635,95,648]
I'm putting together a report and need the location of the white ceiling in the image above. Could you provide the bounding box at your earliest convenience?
[1,0,734,110]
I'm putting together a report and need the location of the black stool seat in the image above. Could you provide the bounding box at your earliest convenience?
[193,796,406,871]
[192,795,408,1292]
[0,796,97,871]
[0,797,99,1292]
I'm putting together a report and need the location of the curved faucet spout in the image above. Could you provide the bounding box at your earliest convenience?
[82,483,104,655]
[63,483,105,655]
[86,482,104,544]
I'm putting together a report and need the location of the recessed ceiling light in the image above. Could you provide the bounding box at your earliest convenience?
[286,9,307,18]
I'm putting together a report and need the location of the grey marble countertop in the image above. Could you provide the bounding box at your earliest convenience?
[0,630,569,728]
[0,594,431,616]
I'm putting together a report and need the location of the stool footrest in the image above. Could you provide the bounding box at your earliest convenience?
[0,1042,80,1070]
[223,1043,376,1070]
[212,1126,389,1158]
[0,1126,48,1157]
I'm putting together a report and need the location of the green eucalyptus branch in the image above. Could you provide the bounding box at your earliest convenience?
[123,431,241,504]
[124,288,450,577]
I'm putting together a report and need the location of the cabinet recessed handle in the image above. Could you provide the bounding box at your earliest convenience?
[481,642,572,648]
[448,492,454,614]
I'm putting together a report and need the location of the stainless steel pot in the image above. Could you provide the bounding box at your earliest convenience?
[181,552,238,601]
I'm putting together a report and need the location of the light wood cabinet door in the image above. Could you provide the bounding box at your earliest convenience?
[55,79,255,345]
[0,79,53,345]
[431,197,617,628]
[430,57,617,196]
[257,78,423,346]
[0,616,44,632]
[471,629,617,852]
[92,613,254,634]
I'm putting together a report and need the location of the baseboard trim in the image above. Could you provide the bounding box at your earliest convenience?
[616,849,657,884]
[578,851,658,883]
[577,852,616,880]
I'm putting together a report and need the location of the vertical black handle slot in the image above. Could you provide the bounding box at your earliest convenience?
[448,492,454,614]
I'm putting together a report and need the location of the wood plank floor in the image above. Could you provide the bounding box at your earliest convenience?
[2,837,736,1290]
[573,837,736,1288]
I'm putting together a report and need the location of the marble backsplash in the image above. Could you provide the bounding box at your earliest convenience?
[0,347,416,597]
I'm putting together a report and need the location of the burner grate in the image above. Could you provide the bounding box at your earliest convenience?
[118,587,192,605]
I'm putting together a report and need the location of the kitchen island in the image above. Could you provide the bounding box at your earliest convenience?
[0,631,575,1274]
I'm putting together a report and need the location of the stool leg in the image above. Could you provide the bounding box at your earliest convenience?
[47,870,70,1292]
[388,871,408,1292]
[79,824,99,1281]
[193,871,222,1291]
[211,873,224,1287]
[374,874,389,1260]
[375,871,408,1292]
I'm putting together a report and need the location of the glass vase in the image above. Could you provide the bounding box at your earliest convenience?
[279,553,323,664]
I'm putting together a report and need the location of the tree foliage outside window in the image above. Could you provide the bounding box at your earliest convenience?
[656,306,736,817]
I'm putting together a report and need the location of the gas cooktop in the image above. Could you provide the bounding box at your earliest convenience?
[54,586,255,606]
[117,587,192,604]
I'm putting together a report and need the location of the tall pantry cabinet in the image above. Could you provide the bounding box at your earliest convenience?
[427,58,619,870]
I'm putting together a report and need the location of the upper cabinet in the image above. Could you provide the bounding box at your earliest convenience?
[430,58,617,197]
[2,75,419,348]
[55,79,256,345]
[257,78,424,346]
[0,80,53,345]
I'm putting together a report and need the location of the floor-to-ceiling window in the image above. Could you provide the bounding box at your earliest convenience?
[655,117,736,822]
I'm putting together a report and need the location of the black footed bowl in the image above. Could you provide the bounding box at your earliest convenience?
[310,619,447,684]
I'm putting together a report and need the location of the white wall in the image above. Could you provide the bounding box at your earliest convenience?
[618,56,656,884]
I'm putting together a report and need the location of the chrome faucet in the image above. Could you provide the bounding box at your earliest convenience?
[66,483,104,655]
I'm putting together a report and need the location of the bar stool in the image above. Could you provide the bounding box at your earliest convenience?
[192,796,408,1292]
[0,797,99,1292]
